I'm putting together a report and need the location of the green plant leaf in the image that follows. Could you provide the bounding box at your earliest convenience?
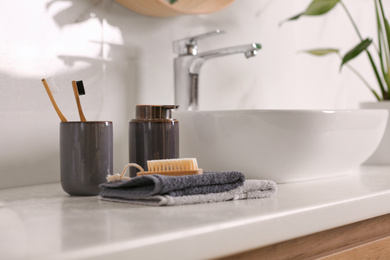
[340,39,373,71]
[375,0,390,91]
[384,17,390,55]
[381,7,390,91]
[302,48,339,56]
[282,0,340,23]
[169,0,178,4]
[284,12,305,22]
[384,17,390,89]
[304,0,340,16]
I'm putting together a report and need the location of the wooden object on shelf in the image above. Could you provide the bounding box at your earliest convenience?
[219,213,390,260]
[114,0,235,17]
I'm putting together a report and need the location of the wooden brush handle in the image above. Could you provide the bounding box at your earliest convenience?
[41,79,67,122]
[72,81,87,122]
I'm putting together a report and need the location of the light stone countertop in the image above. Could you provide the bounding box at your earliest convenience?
[1,165,390,260]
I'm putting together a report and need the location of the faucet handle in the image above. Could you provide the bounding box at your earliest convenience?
[173,29,226,56]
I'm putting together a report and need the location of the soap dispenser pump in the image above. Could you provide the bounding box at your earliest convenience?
[129,105,179,177]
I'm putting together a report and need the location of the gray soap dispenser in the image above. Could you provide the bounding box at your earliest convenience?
[129,105,179,177]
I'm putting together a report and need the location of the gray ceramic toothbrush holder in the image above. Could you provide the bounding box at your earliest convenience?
[60,121,113,196]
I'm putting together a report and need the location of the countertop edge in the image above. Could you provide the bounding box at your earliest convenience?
[42,189,390,260]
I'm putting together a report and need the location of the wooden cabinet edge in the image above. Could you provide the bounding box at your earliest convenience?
[218,213,390,260]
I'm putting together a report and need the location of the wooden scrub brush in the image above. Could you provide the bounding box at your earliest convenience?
[106,158,203,182]
[140,158,202,176]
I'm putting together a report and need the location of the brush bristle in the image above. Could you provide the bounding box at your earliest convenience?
[147,158,199,172]
[76,81,85,95]
[45,77,60,94]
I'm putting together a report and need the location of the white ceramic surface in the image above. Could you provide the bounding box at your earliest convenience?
[174,109,389,183]
[360,101,390,165]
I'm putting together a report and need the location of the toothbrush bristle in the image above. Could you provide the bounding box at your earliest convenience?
[76,81,85,95]
[45,77,60,94]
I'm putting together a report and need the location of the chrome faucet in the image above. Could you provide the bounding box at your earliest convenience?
[173,29,262,110]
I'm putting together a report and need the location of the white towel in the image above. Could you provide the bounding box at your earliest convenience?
[99,180,277,206]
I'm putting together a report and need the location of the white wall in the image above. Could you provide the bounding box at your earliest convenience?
[0,0,382,189]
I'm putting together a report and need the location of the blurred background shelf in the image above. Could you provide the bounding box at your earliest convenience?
[115,0,236,17]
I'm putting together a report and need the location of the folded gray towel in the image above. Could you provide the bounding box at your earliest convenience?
[99,171,245,199]
[99,180,277,206]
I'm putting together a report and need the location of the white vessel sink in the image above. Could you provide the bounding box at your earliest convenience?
[174,109,388,183]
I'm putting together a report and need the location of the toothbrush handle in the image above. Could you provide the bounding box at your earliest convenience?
[41,79,68,122]
[72,81,87,122]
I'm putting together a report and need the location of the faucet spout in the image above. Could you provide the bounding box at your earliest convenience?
[173,30,261,111]
[189,43,261,74]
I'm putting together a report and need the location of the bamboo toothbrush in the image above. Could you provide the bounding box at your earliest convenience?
[41,78,67,122]
[71,80,87,122]
[106,158,203,182]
